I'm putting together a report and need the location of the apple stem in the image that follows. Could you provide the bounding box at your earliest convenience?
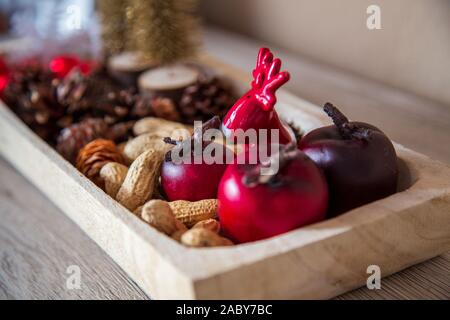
[163,137,179,161]
[323,102,371,141]
[164,116,223,162]
[287,121,303,141]
[242,143,300,187]
[324,102,349,128]
[163,137,178,145]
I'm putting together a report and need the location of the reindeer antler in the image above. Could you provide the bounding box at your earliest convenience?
[251,48,290,111]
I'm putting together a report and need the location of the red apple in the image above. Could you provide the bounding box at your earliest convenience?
[218,144,328,243]
[161,116,232,201]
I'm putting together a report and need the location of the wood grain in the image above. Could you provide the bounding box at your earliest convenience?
[1,156,448,299]
[0,157,147,300]
[338,252,450,299]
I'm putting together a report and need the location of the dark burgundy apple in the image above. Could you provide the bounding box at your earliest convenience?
[218,143,328,243]
[298,103,399,216]
[161,116,231,201]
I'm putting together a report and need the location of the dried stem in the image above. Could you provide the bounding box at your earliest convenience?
[323,102,371,141]
[164,115,222,162]
[242,143,300,187]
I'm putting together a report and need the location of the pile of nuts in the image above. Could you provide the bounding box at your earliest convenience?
[77,117,234,248]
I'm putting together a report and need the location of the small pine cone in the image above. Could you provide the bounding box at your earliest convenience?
[150,97,180,122]
[131,94,155,119]
[179,76,236,123]
[54,68,136,124]
[107,120,135,143]
[3,62,65,143]
[53,68,93,116]
[101,89,136,124]
[76,139,125,186]
[56,118,108,163]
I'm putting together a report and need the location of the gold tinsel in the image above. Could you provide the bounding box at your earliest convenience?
[97,0,128,57]
[125,0,200,64]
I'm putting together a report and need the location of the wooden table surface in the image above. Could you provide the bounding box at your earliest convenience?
[0,27,449,300]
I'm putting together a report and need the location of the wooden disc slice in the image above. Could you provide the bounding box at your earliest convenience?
[108,51,155,87]
[138,64,200,93]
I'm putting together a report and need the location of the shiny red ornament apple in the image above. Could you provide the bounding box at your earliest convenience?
[161,116,232,201]
[222,48,293,144]
[298,103,399,217]
[162,157,227,201]
[218,143,328,243]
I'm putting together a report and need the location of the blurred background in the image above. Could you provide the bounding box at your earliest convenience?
[201,0,450,107]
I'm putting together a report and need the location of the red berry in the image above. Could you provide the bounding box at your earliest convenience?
[218,144,328,243]
[50,55,94,78]
[50,55,80,78]
[0,57,9,95]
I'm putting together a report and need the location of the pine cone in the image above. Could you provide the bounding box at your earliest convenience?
[130,94,184,121]
[3,62,65,143]
[108,120,135,143]
[130,93,155,119]
[54,68,141,124]
[76,139,125,187]
[56,118,108,163]
[150,97,180,122]
[179,76,236,123]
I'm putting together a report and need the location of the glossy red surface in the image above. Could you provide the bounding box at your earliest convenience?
[49,55,93,78]
[161,158,228,201]
[222,48,292,144]
[218,150,328,243]
[0,57,9,95]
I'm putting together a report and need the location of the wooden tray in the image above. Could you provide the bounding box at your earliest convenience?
[1,56,450,299]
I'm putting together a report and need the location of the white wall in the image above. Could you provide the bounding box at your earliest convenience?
[201,0,450,106]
